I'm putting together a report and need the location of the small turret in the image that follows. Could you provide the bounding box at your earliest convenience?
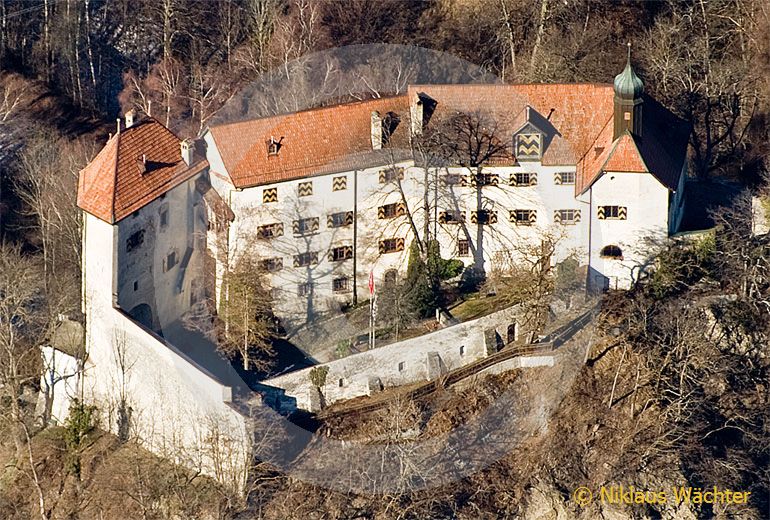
[613,43,644,140]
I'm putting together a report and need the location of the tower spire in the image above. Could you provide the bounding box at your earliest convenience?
[613,43,644,139]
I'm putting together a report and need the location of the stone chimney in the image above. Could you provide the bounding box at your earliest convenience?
[409,92,435,137]
[410,97,423,136]
[371,111,382,150]
[125,108,138,128]
[180,139,195,166]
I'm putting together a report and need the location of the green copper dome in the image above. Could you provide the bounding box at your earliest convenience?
[614,44,644,100]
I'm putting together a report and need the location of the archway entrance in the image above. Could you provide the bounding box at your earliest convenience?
[128,303,153,330]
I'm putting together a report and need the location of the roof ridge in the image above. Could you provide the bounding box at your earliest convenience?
[210,94,410,131]
[110,130,122,223]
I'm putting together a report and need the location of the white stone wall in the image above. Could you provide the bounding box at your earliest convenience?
[81,212,250,486]
[588,170,671,289]
[263,305,520,411]
[115,173,209,332]
[213,160,592,323]
[204,129,680,319]
[38,346,81,424]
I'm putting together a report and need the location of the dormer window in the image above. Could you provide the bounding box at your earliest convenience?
[267,137,281,156]
[515,133,542,160]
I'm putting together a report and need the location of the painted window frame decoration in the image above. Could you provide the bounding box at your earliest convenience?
[262,187,278,203]
[471,210,498,225]
[293,217,320,236]
[510,209,537,226]
[261,257,283,272]
[257,222,284,239]
[293,251,319,267]
[378,202,407,219]
[598,205,627,220]
[329,245,353,262]
[554,171,576,185]
[438,210,465,224]
[298,181,313,197]
[328,211,354,228]
[515,132,542,161]
[379,237,405,254]
[510,171,538,186]
[332,175,347,191]
[554,209,581,225]
[378,167,405,184]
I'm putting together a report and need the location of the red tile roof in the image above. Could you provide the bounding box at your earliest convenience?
[602,133,649,173]
[77,118,208,223]
[575,95,689,194]
[81,85,688,220]
[409,83,617,168]
[207,96,411,188]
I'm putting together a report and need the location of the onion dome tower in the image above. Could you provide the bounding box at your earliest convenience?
[613,43,644,140]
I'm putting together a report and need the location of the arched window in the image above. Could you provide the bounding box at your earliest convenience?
[383,269,398,284]
[600,245,623,260]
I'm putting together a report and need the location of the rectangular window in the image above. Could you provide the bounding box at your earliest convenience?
[472,210,497,225]
[164,251,178,272]
[443,173,465,186]
[598,205,627,220]
[398,361,405,372]
[378,167,404,184]
[458,239,470,257]
[554,171,576,185]
[293,217,319,236]
[377,202,405,219]
[261,257,283,272]
[460,345,466,356]
[328,211,353,228]
[470,173,498,186]
[439,210,464,224]
[379,238,404,254]
[262,187,278,203]
[126,230,144,252]
[332,176,347,191]
[294,252,318,267]
[329,245,353,262]
[159,207,169,228]
[332,277,350,293]
[298,181,313,197]
[554,209,581,225]
[511,209,536,225]
[511,172,537,186]
[257,223,283,239]
[133,280,138,291]
[298,282,312,297]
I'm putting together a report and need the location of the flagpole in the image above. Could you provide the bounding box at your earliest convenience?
[368,270,376,349]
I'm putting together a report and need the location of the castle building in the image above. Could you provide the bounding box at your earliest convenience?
[202,58,689,326]
[71,56,690,477]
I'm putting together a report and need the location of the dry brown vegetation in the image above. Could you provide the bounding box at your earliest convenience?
[1,1,770,518]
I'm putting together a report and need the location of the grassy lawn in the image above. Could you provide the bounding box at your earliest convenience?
[448,293,507,322]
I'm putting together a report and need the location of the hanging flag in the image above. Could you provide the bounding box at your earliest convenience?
[368,270,375,295]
